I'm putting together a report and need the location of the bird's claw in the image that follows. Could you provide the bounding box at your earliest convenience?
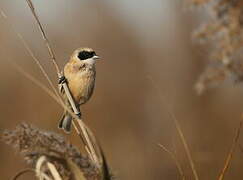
[58,76,67,84]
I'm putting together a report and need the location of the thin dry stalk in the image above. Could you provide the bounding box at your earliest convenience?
[24,0,101,169]
[10,62,62,108]
[218,120,242,180]
[9,60,98,161]
[170,112,199,180]
[46,162,63,180]
[12,169,35,180]
[10,49,107,178]
[36,156,48,180]
[147,75,199,180]
[1,0,107,177]
[36,156,56,180]
[25,0,61,75]
[9,61,97,151]
[158,143,186,180]
[0,10,61,101]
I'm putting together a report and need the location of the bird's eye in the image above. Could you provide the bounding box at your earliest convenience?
[91,51,96,56]
[78,51,95,60]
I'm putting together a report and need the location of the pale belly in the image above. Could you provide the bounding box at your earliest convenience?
[66,71,95,105]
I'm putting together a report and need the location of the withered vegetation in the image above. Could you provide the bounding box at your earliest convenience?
[2,123,100,180]
[189,0,243,94]
[0,0,111,179]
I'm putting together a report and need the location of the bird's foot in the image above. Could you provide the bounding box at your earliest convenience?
[58,75,67,84]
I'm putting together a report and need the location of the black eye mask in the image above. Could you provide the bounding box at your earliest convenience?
[78,51,96,60]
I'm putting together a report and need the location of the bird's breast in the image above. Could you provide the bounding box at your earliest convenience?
[65,69,96,105]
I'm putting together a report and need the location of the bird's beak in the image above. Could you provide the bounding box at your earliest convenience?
[93,55,100,60]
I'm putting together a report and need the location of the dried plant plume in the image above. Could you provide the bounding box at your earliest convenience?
[189,0,243,94]
[2,123,100,180]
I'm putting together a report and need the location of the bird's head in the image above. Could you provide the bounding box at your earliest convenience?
[71,47,100,65]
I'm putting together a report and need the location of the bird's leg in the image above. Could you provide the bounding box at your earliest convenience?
[58,75,82,118]
[58,75,67,84]
[58,75,67,93]
[76,112,82,118]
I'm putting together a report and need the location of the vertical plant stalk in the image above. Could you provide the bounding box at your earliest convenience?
[218,120,242,180]
[158,143,186,180]
[25,0,61,76]
[10,61,102,170]
[170,112,199,180]
[10,62,106,179]
[147,75,199,180]
[25,0,101,169]
[1,6,98,167]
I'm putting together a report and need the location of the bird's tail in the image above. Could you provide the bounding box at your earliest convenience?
[58,112,72,133]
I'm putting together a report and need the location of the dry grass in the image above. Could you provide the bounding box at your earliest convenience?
[0,0,111,179]
[1,0,243,179]
[188,0,243,94]
[158,143,185,180]
[188,0,243,179]
[218,119,243,180]
[24,0,102,168]
[148,75,199,180]
[2,123,100,180]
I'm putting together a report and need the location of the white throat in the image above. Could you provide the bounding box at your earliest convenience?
[84,58,96,66]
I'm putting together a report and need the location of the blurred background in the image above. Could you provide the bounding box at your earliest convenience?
[1,0,243,179]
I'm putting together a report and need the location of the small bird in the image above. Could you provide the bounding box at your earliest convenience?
[58,47,100,133]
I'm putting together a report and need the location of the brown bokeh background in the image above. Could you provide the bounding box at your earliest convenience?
[1,0,243,179]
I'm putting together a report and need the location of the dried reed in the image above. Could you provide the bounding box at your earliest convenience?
[218,120,242,180]
[188,0,243,94]
[24,0,101,168]
[158,143,185,180]
[147,75,200,180]
[0,0,111,179]
[2,123,101,180]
